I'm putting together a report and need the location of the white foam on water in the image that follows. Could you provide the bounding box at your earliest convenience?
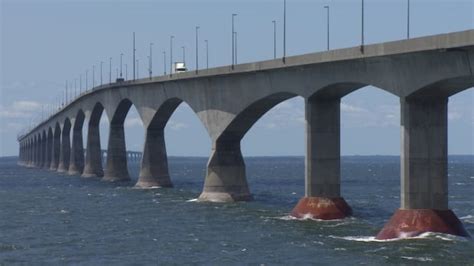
[59,209,69,214]
[470,176,474,179]
[132,186,161,190]
[276,215,347,222]
[455,182,465,186]
[186,198,199,202]
[460,215,474,224]
[329,232,468,243]
[400,256,433,262]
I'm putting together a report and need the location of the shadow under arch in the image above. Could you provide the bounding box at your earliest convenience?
[103,98,142,182]
[407,75,474,99]
[82,102,105,178]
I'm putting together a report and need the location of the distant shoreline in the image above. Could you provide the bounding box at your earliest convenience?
[1,155,473,159]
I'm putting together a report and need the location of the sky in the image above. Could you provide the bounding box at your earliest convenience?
[1,0,473,157]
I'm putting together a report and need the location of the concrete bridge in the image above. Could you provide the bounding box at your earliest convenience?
[17,30,474,240]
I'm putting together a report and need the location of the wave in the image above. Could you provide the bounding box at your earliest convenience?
[329,232,469,242]
[186,198,199,202]
[276,215,348,222]
[400,256,433,262]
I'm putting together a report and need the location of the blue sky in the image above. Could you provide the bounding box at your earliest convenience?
[1,0,473,157]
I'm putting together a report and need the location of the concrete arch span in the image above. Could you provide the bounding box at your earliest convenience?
[82,102,105,178]
[68,109,86,175]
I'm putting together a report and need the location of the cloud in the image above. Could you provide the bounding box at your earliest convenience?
[124,117,143,128]
[168,121,189,131]
[0,100,42,118]
[448,111,462,121]
[341,103,367,113]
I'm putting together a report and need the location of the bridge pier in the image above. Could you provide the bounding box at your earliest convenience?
[49,129,60,171]
[291,98,352,220]
[82,123,104,178]
[68,126,84,175]
[198,140,251,202]
[45,134,52,169]
[103,124,130,182]
[136,128,173,188]
[57,126,71,173]
[377,97,469,239]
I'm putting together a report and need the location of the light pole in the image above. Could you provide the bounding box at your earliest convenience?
[205,40,209,69]
[324,5,330,51]
[133,32,136,80]
[92,65,95,87]
[407,0,410,39]
[100,61,103,85]
[170,35,174,75]
[182,46,186,64]
[120,53,123,78]
[196,26,200,73]
[65,81,68,104]
[272,20,277,59]
[232,13,237,68]
[234,31,238,64]
[283,0,286,62]
[149,42,153,79]
[79,74,82,94]
[163,51,167,75]
[86,70,88,91]
[125,64,128,80]
[136,59,140,79]
[74,79,77,98]
[109,57,112,84]
[361,0,365,51]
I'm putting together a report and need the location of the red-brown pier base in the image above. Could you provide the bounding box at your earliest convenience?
[290,197,352,220]
[376,209,470,240]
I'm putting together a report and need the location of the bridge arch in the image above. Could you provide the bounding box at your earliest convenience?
[103,98,143,182]
[136,97,209,188]
[199,91,301,202]
[46,127,53,169]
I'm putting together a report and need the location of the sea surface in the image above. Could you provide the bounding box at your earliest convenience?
[0,156,473,265]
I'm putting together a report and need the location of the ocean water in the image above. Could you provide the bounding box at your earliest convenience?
[0,156,473,264]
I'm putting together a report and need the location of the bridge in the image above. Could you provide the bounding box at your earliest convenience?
[17,30,473,240]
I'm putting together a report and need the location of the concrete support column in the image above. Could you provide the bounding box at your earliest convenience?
[41,137,47,168]
[68,128,84,175]
[82,124,104,178]
[136,128,173,188]
[103,124,130,182]
[377,97,469,239]
[57,129,71,173]
[50,132,60,170]
[35,140,41,167]
[198,140,251,202]
[45,136,52,169]
[291,97,352,220]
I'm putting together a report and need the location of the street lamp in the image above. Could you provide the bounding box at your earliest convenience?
[205,40,209,69]
[272,20,277,59]
[109,57,112,84]
[149,42,153,79]
[283,0,286,62]
[182,46,186,64]
[100,61,103,85]
[234,31,238,64]
[133,32,136,80]
[196,26,200,73]
[136,59,140,79]
[361,0,365,52]
[163,51,167,75]
[324,5,330,51]
[170,35,174,75]
[120,53,123,78]
[125,64,128,80]
[92,65,95,87]
[79,74,82,94]
[407,0,410,39]
[232,13,237,68]
[86,70,89,91]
